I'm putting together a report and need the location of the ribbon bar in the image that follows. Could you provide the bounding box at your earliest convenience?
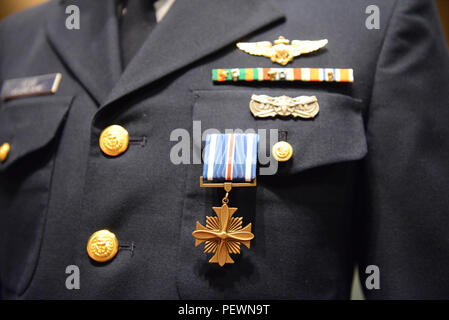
[203,133,259,182]
[212,68,354,83]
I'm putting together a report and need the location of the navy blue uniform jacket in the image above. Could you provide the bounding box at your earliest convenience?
[0,0,448,299]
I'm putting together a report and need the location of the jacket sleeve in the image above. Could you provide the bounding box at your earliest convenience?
[359,0,449,299]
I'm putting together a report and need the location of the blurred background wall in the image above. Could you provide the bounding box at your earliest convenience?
[438,0,449,45]
[0,0,448,45]
[0,0,49,20]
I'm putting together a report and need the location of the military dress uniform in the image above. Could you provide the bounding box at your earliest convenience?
[0,0,448,299]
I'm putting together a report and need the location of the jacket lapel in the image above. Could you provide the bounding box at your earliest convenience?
[103,0,285,106]
[46,0,122,104]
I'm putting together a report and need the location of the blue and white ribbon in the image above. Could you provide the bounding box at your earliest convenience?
[203,133,258,182]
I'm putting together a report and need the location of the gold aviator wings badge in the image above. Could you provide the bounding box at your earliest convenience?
[237,36,328,65]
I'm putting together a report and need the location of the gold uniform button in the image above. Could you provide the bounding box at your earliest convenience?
[272,141,293,162]
[87,229,119,262]
[99,125,129,156]
[0,143,10,163]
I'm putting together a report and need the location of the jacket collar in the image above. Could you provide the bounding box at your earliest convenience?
[46,0,285,106]
[46,0,122,104]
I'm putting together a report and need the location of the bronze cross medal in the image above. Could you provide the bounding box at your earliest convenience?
[192,179,256,266]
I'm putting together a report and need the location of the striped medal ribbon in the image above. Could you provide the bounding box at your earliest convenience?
[203,133,258,182]
[212,67,354,83]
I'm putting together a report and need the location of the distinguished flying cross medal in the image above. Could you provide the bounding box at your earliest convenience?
[192,133,258,266]
[237,36,328,65]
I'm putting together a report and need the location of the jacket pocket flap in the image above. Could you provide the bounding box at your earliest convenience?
[0,96,73,171]
[192,89,367,175]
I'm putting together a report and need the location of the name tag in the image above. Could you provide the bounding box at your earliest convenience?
[1,73,62,100]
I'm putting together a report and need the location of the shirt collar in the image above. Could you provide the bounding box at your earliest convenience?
[154,0,176,22]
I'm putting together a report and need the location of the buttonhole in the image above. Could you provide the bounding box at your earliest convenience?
[129,136,147,147]
[119,241,136,257]
[279,130,288,142]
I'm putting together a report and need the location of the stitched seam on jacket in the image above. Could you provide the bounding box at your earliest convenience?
[365,0,400,120]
